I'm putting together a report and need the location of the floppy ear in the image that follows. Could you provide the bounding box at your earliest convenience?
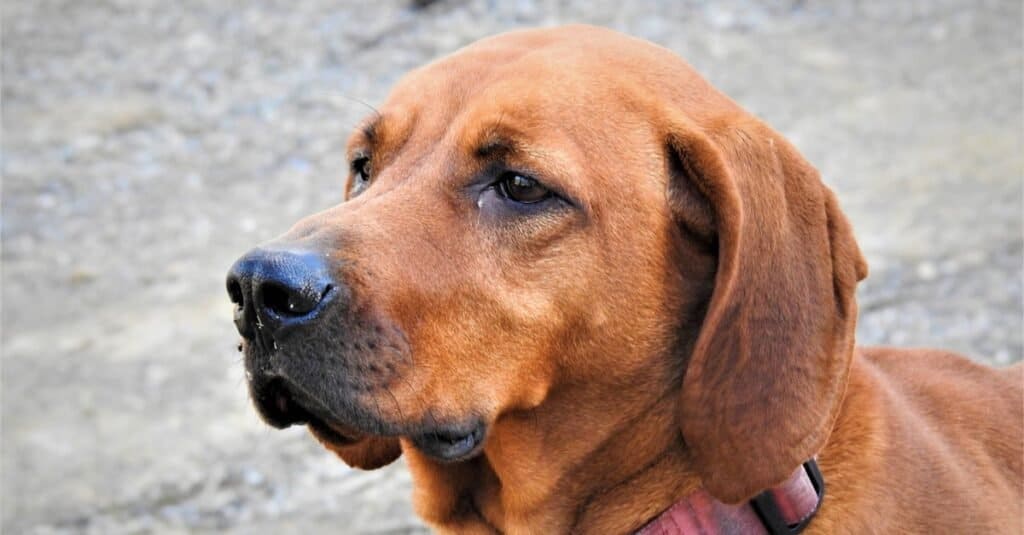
[314,432,402,470]
[667,114,868,504]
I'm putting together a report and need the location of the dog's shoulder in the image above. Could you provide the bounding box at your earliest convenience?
[818,347,1023,532]
[858,345,1021,400]
[852,345,1021,476]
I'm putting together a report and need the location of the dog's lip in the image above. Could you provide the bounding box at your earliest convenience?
[277,391,365,446]
[307,416,363,446]
[254,377,363,444]
[254,376,486,458]
[410,421,486,463]
[253,377,309,429]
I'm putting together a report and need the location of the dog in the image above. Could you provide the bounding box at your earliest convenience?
[226,25,1022,533]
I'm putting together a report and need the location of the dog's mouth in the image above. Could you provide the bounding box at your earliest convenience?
[253,376,487,461]
[253,377,362,445]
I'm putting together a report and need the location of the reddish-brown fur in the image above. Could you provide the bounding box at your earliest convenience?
[273,26,1023,533]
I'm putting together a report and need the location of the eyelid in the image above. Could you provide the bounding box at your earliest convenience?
[350,148,370,164]
[480,148,574,201]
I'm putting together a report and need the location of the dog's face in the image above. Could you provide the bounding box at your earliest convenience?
[228,25,867,505]
[229,30,710,464]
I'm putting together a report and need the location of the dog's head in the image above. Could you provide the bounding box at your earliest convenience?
[227,25,867,503]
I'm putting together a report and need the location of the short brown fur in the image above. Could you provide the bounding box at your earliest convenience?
[261,26,1023,534]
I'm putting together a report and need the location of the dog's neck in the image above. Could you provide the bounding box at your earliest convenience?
[405,354,860,534]
[405,369,700,533]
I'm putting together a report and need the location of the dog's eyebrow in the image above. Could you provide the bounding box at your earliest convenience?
[474,136,518,159]
[349,114,386,154]
[472,119,525,160]
[359,117,381,145]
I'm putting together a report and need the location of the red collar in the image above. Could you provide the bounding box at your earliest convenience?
[637,459,825,535]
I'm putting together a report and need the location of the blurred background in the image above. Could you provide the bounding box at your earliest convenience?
[2,0,1020,533]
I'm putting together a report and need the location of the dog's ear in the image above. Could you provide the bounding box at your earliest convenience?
[666,114,868,504]
[314,433,402,470]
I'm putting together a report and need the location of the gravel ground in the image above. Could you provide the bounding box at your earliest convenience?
[2,0,1021,533]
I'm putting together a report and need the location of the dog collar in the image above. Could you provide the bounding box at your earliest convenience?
[637,459,825,535]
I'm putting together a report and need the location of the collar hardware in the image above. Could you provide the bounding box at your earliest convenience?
[637,458,825,535]
[750,459,825,535]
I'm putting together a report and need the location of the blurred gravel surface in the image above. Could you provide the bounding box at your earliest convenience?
[2,0,1020,533]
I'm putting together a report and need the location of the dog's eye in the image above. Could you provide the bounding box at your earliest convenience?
[350,156,372,195]
[497,173,551,204]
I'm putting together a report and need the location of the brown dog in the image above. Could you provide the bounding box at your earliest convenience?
[227,25,1023,533]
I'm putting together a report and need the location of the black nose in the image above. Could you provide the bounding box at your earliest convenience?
[226,248,335,341]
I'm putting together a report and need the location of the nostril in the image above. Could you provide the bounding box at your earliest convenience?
[227,278,244,306]
[261,282,295,316]
[260,281,326,317]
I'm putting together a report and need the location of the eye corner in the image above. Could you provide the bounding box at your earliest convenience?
[347,154,373,197]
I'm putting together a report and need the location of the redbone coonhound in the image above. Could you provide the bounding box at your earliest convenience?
[227,25,1023,534]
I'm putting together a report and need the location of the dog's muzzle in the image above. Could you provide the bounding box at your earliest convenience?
[226,245,488,462]
[226,246,344,430]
